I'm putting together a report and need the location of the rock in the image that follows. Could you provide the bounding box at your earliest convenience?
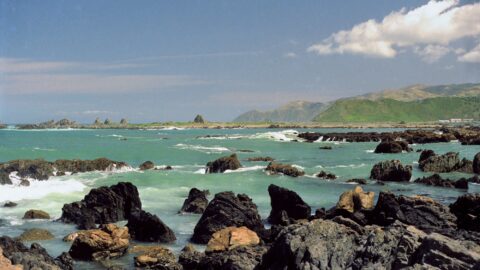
[104,118,111,125]
[0,171,12,185]
[316,170,336,180]
[191,192,264,244]
[267,184,311,225]
[194,114,205,123]
[450,193,480,232]
[0,159,54,181]
[178,244,203,270]
[0,247,22,270]
[60,182,142,229]
[246,157,274,162]
[336,186,375,213]
[414,174,469,189]
[205,226,260,253]
[370,160,412,182]
[18,228,54,241]
[179,188,209,214]
[374,141,411,153]
[19,179,29,186]
[126,210,176,243]
[198,245,267,270]
[346,178,367,185]
[23,209,50,219]
[63,231,86,242]
[139,161,155,170]
[474,152,480,174]
[53,158,128,173]
[419,151,473,173]
[265,162,304,177]
[120,118,128,125]
[131,245,182,270]
[205,154,241,173]
[319,146,333,150]
[257,219,358,270]
[0,236,73,269]
[3,202,17,208]
[69,224,129,261]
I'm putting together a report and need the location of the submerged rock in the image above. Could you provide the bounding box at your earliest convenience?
[267,184,311,225]
[191,192,264,244]
[418,150,473,173]
[370,160,412,182]
[23,209,50,220]
[316,170,336,180]
[126,210,176,243]
[205,226,260,253]
[346,178,367,185]
[179,188,209,214]
[265,162,304,177]
[374,141,411,153]
[205,154,241,173]
[60,182,142,229]
[18,228,54,241]
[414,174,469,189]
[139,161,155,170]
[450,193,480,232]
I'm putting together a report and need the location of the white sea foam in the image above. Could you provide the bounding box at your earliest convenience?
[160,126,186,130]
[366,150,374,153]
[194,168,206,174]
[197,135,245,140]
[174,143,230,154]
[33,147,56,151]
[224,165,265,173]
[250,129,299,142]
[316,163,367,169]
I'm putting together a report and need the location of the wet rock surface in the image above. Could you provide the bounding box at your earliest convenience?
[205,226,260,253]
[315,170,336,180]
[206,154,241,173]
[474,152,480,174]
[131,245,182,270]
[450,193,480,232]
[23,209,50,220]
[179,188,209,214]
[370,160,412,182]
[126,210,176,243]
[267,184,311,225]
[374,140,411,153]
[265,162,304,177]
[414,174,469,189]
[139,161,155,170]
[18,228,54,241]
[418,150,473,173]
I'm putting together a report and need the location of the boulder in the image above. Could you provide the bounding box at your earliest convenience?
[205,226,260,253]
[319,146,333,150]
[23,209,50,219]
[179,188,209,214]
[336,186,375,213]
[316,170,336,180]
[374,141,411,154]
[414,174,469,189]
[126,210,176,243]
[18,228,54,241]
[139,161,155,170]
[370,160,412,182]
[265,162,304,177]
[198,245,267,270]
[191,192,264,244]
[60,182,142,229]
[205,154,241,173]
[450,193,480,232]
[69,224,129,261]
[130,245,182,270]
[419,151,473,173]
[3,202,17,208]
[474,152,480,174]
[267,184,311,225]
[178,244,203,270]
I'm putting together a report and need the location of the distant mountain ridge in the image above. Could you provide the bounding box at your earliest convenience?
[234,101,326,122]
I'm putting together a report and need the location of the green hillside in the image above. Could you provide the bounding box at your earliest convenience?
[313,96,480,123]
[234,101,326,122]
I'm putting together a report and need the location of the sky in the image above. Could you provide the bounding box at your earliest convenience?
[0,0,479,123]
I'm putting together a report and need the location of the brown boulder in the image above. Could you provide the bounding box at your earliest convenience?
[131,245,181,270]
[18,228,54,241]
[266,162,304,177]
[23,209,50,219]
[206,226,260,253]
[336,186,375,213]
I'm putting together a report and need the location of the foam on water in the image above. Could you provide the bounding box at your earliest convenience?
[250,129,299,142]
[174,143,231,154]
[224,165,265,173]
[159,126,186,130]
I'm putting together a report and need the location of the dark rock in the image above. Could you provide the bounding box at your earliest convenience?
[0,159,54,181]
[419,151,473,173]
[267,184,311,225]
[414,174,469,189]
[419,149,436,163]
[194,114,205,123]
[3,201,17,208]
[370,160,412,182]
[246,157,274,162]
[139,161,155,170]
[206,154,241,173]
[60,182,142,229]
[23,209,50,219]
[347,178,367,185]
[450,193,480,232]
[126,210,176,243]
[319,146,333,150]
[53,158,128,173]
[197,245,267,270]
[178,244,203,270]
[316,170,336,180]
[265,162,304,177]
[474,152,480,174]
[191,192,264,244]
[179,188,209,214]
[56,171,66,176]
[132,245,181,270]
[0,171,12,185]
[374,141,411,154]
[19,179,29,186]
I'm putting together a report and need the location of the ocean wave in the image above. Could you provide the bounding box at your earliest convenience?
[197,135,246,140]
[250,129,299,142]
[194,168,206,174]
[174,143,231,154]
[365,150,374,153]
[224,165,265,173]
[316,163,367,169]
[33,147,57,151]
[159,126,187,130]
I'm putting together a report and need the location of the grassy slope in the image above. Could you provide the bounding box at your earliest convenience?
[313,96,480,122]
[234,102,325,122]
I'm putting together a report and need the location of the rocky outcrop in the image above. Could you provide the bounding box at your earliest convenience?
[197,246,268,270]
[246,157,274,162]
[336,186,374,213]
[418,150,473,173]
[414,174,469,189]
[474,152,480,174]
[178,244,203,270]
[0,247,22,270]
[370,160,412,182]
[126,210,176,243]
[191,192,264,244]
[53,158,128,173]
[179,188,209,214]
[0,171,12,185]
[139,161,154,170]
[265,162,304,177]
[0,236,73,269]
[131,245,182,270]
[374,141,411,153]
[267,184,311,225]
[205,154,241,173]
[18,228,54,241]
[60,182,142,229]
[69,224,129,261]
[23,209,50,219]
[205,226,260,253]
[450,193,480,232]
[315,170,336,180]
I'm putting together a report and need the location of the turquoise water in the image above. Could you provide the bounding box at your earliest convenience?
[0,128,479,269]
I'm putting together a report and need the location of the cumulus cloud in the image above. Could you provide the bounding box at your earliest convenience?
[308,0,480,62]
[458,43,480,63]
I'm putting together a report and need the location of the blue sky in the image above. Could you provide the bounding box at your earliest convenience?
[0,0,479,123]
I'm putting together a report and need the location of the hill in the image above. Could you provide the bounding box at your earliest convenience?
[313,96,480,123]
[234,101,326,122]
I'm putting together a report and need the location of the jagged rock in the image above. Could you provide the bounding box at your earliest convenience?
[246,157,274,162]
[316,170,336,180]
[267,184,311,225]
[346,178,367,185]
[474,152,480,174]
[23,209,50,219]
[265,162,304,177]
[18,228,54,241]
[198,245,267,270]
[0,159,54,181]
[0,236,73,269]
[206,226,260,253]
[206,154,241,173]
[374,141,411,153]
[414,174,469,189]
[131,245,181,270]
[450,193,480,232]
[53,158,128,173]
[419,151,473,173]
[126,210,176,243]
[139,161,155,170]
[178,244,203,270]
[3,202,17,208]
[191,192,264,244]
[179,188,209,214]
[60,182,142,229]
[336,186,375,213]
[69,224,129,261]
[257,219,358,270]
[370,160,412,182]
[0,171,12,185]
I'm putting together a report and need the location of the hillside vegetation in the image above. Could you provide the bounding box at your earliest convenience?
[234,101,325,122]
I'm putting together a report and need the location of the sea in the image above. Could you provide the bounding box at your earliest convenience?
[0,127,479,269]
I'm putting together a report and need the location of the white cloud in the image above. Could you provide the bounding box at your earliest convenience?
[308,0,480,62]
[81,110,112,115]
[283,52,297,58]
[458,43,480,63]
